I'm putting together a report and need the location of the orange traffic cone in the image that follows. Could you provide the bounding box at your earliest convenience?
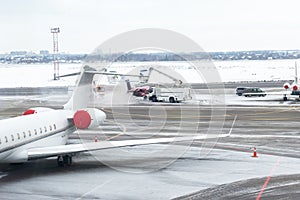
[94,136,98,142]
[252,147,258,157]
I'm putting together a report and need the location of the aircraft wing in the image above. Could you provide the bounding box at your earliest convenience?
[27,133,230,160]
[262,90,291,95]
[28,115,236,160]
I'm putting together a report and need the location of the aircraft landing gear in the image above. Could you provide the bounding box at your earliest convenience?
[283,95,288,101]
[57,155,73,167]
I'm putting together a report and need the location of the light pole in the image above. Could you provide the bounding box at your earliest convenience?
[51,28,60,80]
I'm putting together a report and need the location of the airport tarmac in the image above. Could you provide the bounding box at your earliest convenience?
[0,94,299,199]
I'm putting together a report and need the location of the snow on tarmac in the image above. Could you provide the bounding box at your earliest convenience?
[0,145,299,199]
[0,60,299,199]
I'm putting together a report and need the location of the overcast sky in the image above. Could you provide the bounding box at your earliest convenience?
[1,0,300,54]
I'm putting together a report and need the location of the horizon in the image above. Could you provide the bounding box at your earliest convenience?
[1,49,300,55]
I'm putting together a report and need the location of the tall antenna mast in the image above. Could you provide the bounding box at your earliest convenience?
[51,27,60,80]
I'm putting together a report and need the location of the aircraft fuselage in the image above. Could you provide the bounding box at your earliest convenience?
[0,110,74,163]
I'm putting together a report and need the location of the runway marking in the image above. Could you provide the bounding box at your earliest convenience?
[233,108,289,117]
[104,120,127,141]
[250,117,298,121]
[102,107,300,122]
[228,114,237,136]
[191,141,300,158]
[256,157,281,200]
[193,141,253,154]
[76,178,114,200]
[229,134,300,139]
[106,132,124,141]
[102,108,229,120]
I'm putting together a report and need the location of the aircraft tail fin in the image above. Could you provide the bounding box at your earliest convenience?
[63,65,96,110]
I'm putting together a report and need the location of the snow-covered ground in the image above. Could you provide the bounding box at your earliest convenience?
[213,59,297,82]
[0,63,80,88]
[1,60,299,107]
[0,59,298,88]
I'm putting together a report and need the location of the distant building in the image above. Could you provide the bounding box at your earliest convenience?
[40,50,49,55]
[10,51,27,55]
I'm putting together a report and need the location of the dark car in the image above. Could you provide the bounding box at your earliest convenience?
[243,87,266,97]
[236,87,247,96]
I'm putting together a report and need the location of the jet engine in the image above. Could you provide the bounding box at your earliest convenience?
[291,83,298,91]
[283,82,290,90]
[73,108,106,129]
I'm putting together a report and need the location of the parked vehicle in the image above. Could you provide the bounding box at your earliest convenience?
[147,87,192,103]
[236,87,247,96]
[242,87,266,97]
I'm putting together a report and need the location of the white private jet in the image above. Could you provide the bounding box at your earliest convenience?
[241,62,300,101]
[0,65,234,166]
[281,62,300,101]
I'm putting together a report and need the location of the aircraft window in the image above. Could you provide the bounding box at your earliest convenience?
[40,128,43,134]
[11,135,14,142]
[23,132,26,138]
[44,126,47,133]
[5,136,8,143]
[34,129,37,135]
[53,124,56,130]
[17,133,20,140]
[49,125,52,131]
[28,130,31,137]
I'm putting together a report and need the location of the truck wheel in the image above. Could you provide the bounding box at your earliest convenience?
[152,96,157,102]
[169,97,175,103]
